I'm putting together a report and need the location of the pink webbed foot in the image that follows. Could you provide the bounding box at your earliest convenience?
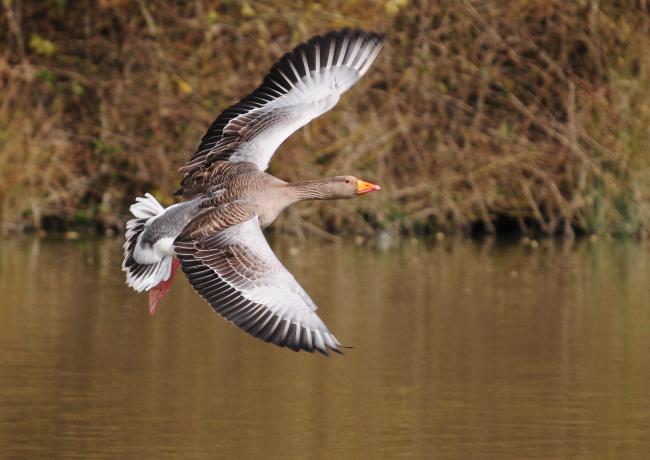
[148,258,180,316]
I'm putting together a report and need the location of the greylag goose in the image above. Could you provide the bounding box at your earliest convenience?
[122,29,384,355]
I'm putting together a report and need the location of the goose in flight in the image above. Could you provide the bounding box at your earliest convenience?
[122,29,385,355]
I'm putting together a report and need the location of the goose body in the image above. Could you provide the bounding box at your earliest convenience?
[122,29,384,355]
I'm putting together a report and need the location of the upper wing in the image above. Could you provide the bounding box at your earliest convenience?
[178,29,385,188]
[174,216,343,355]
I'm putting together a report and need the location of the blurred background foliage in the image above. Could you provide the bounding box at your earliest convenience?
[1,0,649,238]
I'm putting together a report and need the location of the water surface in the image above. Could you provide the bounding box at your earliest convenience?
[0,237,648,459]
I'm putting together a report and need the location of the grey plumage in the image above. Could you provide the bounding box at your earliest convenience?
[122,29,385,355]
[140,199,202,246]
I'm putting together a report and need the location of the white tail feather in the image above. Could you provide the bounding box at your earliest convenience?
[130,193,165,218]
[122,193,173,292]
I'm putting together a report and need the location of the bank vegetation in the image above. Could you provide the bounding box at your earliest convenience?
[1,1,649,238]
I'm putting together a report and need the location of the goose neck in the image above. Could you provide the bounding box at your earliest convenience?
[287,179,333,201]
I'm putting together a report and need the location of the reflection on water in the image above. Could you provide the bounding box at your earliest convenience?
[0,236,648,459]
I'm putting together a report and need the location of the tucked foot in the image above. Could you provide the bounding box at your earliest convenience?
[148,258,180,316]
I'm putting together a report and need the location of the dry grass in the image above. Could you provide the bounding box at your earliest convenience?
[1,0,649,237]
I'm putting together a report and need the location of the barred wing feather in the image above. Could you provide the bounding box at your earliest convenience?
[175,217,343,354]
[178,29,385,193]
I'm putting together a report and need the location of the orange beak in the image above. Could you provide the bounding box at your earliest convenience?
[357,179,381,194]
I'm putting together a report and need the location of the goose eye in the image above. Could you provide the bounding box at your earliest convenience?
[345,178,351,184]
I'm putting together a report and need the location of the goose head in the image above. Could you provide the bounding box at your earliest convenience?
[328,176,381,199]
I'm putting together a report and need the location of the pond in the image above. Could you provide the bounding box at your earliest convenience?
[0,236,648,458]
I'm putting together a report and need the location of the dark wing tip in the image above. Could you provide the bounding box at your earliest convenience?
[264,28,386,88]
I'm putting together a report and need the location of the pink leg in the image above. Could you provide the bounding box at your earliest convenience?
[148,258,180,316]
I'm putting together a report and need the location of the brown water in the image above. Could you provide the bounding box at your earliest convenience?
[0,237,648,459]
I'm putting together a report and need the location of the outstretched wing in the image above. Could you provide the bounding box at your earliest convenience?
[177,29,385,194]
[175,216,343,355]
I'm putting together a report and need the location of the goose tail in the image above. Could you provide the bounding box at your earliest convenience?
[121,193,175,294]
